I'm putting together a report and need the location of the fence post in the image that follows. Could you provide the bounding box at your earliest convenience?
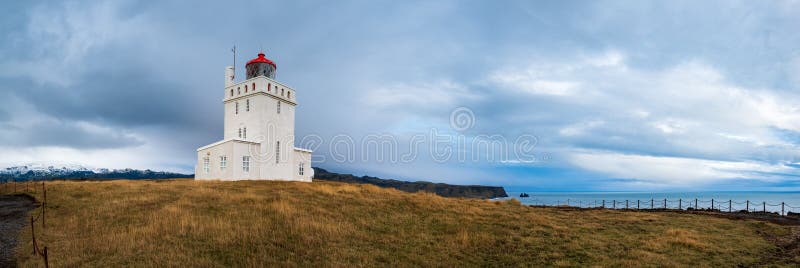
[626,200,629,209]
[712,199,714,210]
[42,182,46,228]
[651,199,654,209]
[637,200,640,210]
[695,198,698,209]
[602,200,605,208]
[30,216,36,255]
[44,247,49,268]
[663,199,667,209]
[729,200,732,213]
[679,199,682,210]
[782,202,785,216]
[763,202,766,213]
[746,200,749,212]
[613,200,616,209]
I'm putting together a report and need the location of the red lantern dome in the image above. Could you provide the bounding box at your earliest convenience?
[246,53,276,68]
[245,52,277,79]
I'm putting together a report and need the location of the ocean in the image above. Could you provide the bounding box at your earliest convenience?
[504,191,800,214]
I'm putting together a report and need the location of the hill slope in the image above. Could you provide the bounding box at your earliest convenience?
[313,167,508,198]
[10,179,797,267]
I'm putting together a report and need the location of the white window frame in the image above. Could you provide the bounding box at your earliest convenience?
[246,99,250,112]
[220,156,227,171]
[243,127,247,139]
[299,162,304,175]
[275,141,280,164]
[242,156,250,173]
[203,157,210,174]
[235,102,239,114]
[277,100,281,114]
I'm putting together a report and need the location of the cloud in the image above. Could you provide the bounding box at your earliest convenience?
[0,94,142,149]
[568,151,797,187]
[363,80,477,109]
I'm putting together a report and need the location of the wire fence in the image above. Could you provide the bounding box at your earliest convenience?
[1,181,50,267]
[522,197,800,217]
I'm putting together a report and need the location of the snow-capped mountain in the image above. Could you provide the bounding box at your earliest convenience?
[0,162,192,181]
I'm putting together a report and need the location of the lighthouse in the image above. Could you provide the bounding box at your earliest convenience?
[195,51,313,181]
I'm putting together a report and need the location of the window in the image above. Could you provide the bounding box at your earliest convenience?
[238,128,242,138]
[246,99,250,112]
[252,83,256,91]
[288,91,291,99]
[268,83,271,91]
[230,89,233,96]
[220,156,227,171]
[203,157,210,174]
[299,162,304,175]
[242,156,250,172]
[245,85,248,92]
[281,88,284,96]
[275,141,280,164]
[277,100,281,114]
[238,87,241,95]
[235,102,239,114]
[243,127,247,139]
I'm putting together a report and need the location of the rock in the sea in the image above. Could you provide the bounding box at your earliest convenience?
[312,168,508,199]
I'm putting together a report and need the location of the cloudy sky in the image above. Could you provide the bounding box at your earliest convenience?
[1,1,800,191]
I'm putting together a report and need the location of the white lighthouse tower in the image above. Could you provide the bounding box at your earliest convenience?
[195,51,313,181]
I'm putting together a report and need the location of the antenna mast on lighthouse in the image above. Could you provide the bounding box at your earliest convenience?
[231,45,236,80]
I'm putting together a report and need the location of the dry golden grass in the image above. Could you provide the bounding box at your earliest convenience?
[8,179,793,267]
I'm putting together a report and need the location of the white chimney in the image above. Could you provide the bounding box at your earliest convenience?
[225,66,235,87]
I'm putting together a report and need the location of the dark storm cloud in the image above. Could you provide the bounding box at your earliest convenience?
[9,68,212,129]
[0,119,143,149]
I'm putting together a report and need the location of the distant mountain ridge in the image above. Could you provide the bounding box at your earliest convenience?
[0,163,192,181]
[313,167,508,199]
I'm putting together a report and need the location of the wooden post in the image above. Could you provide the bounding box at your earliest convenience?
[613,200,616,209]
[763,202,766,213]
[729,200,732,213]
[602,200,605,208]
[679,199,682,210]
[44,247,49,268]
[651,199,654,209]
[626,200,629,209]
[695,198,698,210]
[42,182,46,228]
[711,199,714,210]
[663,199,667,209]
[746,200,749,212]
[30,216,36,255]
[782,202,785,216]
[637,200,640,210]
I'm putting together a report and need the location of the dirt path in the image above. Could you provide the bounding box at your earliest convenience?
[0,194,38,268]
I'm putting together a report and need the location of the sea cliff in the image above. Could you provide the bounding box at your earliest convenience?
[313,167,508,199]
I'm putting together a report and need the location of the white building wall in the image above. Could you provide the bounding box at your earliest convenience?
[292,149,313,181]
[196,139,261,180]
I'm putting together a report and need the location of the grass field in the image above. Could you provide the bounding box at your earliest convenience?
[9,179,798,267]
